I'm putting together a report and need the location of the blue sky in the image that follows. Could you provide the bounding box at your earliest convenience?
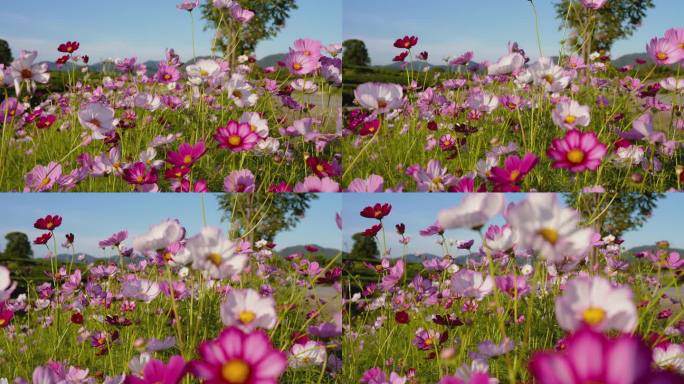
[343,0,683,65]
[0,194,341,258]
[342,193,684,258]
[1,0,341,63]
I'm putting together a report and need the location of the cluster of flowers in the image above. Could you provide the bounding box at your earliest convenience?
[344,24,684,192]
[0,213,342,382]
[347,194,684,383]
[0,0,342,192]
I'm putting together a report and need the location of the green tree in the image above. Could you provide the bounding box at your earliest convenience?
[343,39,371,67]
[348,233,379,261]
[0,39,12,66]
[2,232,33,260]
[200,0,297,67]
[555,0,655,60]
[565,193,662,238]
[217,193,317,242]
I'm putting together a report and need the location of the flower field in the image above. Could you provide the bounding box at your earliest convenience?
[0,199,342,383]
[341,11,684,192]
[342,193,684,383]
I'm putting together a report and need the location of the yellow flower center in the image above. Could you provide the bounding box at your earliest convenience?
[564,115,577,124]
[207,252,222,266]
[538,228,559,245]
[543,74,554,84]
[136,175,144,183]
[293,63,303,71]
[183,154,192,164]
[41,177,51,186]
[582,307,606,326]
[0,319,6,326]
[567,149,585,164]
[221,359,250,384]
[656,52,668,61]
[228,135,242,147]
[238,310,256,325]
[424,338,433,346]
[163,251,174,262]
[250,124,257,132]
[200,69,209,77]
[432,176,443,185]
[509,170,521,182]
[316,164,325,173]
[163,74,172,80]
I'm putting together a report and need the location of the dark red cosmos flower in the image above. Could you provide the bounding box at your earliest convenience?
[70,312,84,325]
[488,153,539,191]
[635,57,647,65]
[432,314,464,327]
[36,115,56,129]
[82,55,90,64]
[65,233,75,244]
[58,41,80,54]
[306,156,335,177]
[395,310,410,324]
[427,121,438,131]
[167,141,206,167]
[122,162,158,185]
[394,35,418,50]
[417,51,429,61]
[34,215,62,230]
[165,166,191,180]
[362,224,383,237]
[56,55,70,65]
[396,223,406,235]
[360,203,392,220]
[34,232,53,245]
[359,119,380,136]
[268,182,294,192]
[305,245,319,253]
[457,239,474,250]
[393,51,409,62]
[317,267,342,284]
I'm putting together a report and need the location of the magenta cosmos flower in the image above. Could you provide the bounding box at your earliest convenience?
[124,355,187,384]
[647,37,684,66]
[488,153,538,191]
[580,0,608,10]
[214,121,259,152]
[529,327,683,383]
[190,326,287,384]
[547,129,607,173]
[167,141,206,167]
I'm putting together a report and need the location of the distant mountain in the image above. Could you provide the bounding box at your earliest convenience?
[257,53,287,68]
[277,245,343,260]
[405,253,440,263]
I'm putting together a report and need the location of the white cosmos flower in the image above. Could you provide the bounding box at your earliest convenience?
[132,219,185,254]
[506,194,593,265]
[128,353,152,375]
[488,52,524,76]
[614,145,645,166]
[186,227,247,280]
[10,50,50,96]
[291,78,318,94]
[354,82,403,113]
[289,341,327,368]
[551,99,591,130]
[653,344,684,374]
[554,275,637,333]
[239,112,269,138]
[77,103,116,139]
[186,59,220,85]
[450,269,494,301]
[660,77,684,93]
[467,92,499,113]
[220,288,276,331]
[438,193,505,229]
[0,266,17,302]
[529,57,571,93]
[225,74,258,107]
[121,279,160,303]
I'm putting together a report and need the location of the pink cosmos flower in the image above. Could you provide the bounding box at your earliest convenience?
[580,0,608,10]
[0,97,25,123]
[99,230,128,248]
[293,176,340,192]
[414,159,455,192]
[554,275,637,333]
[190,326,287,384]
[167,141,206,167]
[621,113,665,143]
[381,260,404,291]
[346,175,384,192]
[647,37,684,66]
[24,161,62,192]
[547,129,607,172]
[224,169,256,192]
[291,38,322,61]
[155,64,181,84]
[529,327,682,383]
[78,102,116,139]
[214,121,259,152]
[124,356,187,384]
[283,51,318,76]
[551,100,591,130]
[665,28,684,61]
[176,0,199,11]
[488,153,539,191]
[230,4,255,24]
[450,269,494,300]
[450,51,474,66]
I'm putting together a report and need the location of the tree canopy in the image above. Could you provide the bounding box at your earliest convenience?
[343,39,371,67]
[2,232,33,260]
[0,39,13,66]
